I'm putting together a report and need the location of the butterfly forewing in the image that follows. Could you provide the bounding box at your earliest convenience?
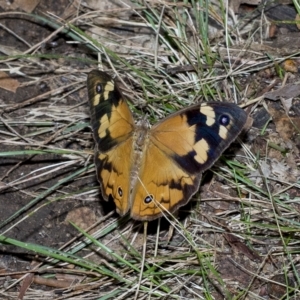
[130,103,247,220]
[87,70,135,152]
[88,70,135,215]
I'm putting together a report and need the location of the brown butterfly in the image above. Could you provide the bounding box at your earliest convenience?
[87,70,248,221]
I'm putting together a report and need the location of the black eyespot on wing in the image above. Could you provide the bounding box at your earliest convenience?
[118,187,123,197]
[219,114,230,126]
[144,195,154,204]
[96,83,102,94]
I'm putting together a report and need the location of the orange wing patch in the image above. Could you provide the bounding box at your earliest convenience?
[131,140,199,220]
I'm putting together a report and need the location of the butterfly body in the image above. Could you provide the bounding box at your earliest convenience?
[88,70,248,221]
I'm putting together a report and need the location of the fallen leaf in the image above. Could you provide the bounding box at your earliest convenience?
[0,71,20,93]
[265,84,300,101]
[229,0,262,14]
[281,59,298,73]
[65,207,97,232]
[224,233,261,262]
[0,0,40,13]
[268,274,295,299]
[268,102,300,141]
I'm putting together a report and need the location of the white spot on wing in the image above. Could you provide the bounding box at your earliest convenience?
[193,138,209,164]
[98,114,109,138]
[93,94,100,106]
[103,81,114,101]
[200,105,215,126]
[219,125,228,139]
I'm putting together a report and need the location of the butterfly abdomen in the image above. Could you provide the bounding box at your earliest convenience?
[129,121,152,203]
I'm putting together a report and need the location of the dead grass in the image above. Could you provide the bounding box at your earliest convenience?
[0,0,300,299]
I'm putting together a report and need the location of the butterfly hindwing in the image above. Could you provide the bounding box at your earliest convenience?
[130,103,247,220]
[88,70,135,215]
[95,137,133,215]
[131,140,200,220]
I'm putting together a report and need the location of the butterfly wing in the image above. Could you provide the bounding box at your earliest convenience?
[131,102,248,220]
[88,70,135,216]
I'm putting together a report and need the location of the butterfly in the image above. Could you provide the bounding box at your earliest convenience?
[87,70,248,221]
